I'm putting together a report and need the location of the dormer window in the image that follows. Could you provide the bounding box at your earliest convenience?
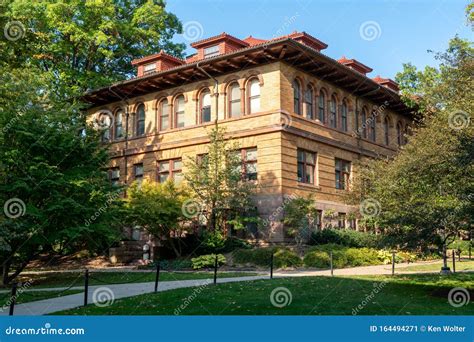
[204,45,219,58]
[143,63,156,75]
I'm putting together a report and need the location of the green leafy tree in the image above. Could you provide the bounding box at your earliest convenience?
[348,15,473,261]
[0,0,184,95]
[282,195,320,246]
[0,67,122,285]
[124,180,189,257]
[184,127,256,236]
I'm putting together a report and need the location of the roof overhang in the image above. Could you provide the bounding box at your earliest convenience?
[82,38,414,116]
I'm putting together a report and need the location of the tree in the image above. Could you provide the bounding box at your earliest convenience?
[124,180,189,257]
[347,14,473,260]
[282,195,320,247]
[0,67,123,285]
[184,127,256,236]
[0,0,185,96]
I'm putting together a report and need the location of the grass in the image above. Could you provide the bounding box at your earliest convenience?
[0,290,82,306]
[55,273,474,315]
[5,271,258,289]
[398,259,474,272]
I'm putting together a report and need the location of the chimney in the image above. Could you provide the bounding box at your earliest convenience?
[338,56,373,75]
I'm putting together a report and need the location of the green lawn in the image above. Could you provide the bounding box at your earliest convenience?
[0,290,82,306]
[55,273,474,315]
[398,259,474,272]
[7,271,258,289]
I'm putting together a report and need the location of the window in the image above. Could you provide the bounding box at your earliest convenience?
[361,108,368,139]
[383,117,390,145]
[305,87,314,119]
[316,210,323,230]
[318,91,326,122]
[143,63,156,74]
[335,158,351,190]
[297,149,316,184]
[228,83,241,118]
[248,79,260,114]
[341,101,348,132]
[196,153,208,167]
[204,45,219,58]
[293,80,301,115]
[134,164,144,186]
[99,113,112,142]
[369,116,376,141]
[329,95,337,128]
[114,109,124,139]
[397,122,403,146]
[110,167,120,186]
[240,148,258,181]
[175,95,185,128]
[338,213,346,229]
[349,217,357,230]
[136,104,145,136]
[159,99,170,131]
[158,159,182,183]
[200,89,211,123]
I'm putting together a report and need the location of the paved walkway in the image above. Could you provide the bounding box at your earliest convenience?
[0,260,451,316]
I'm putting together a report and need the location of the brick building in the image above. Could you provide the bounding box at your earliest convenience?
[84,31,413,243]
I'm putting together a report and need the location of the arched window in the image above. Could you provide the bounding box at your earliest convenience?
[329,95,337,128]
[175,95,185,128]
[361,108,368,138]
[228,83,241,118]
[318,91,326,122]
[159,99,170,131]
[248,79,260,114]
[200,89,211,123]
[383,117,390,145]
[293,80,301,115]
[99,112,112,142]
[341,100,348,132]
[114,109,124,139]
[136,104,145,136]
[397,121,403,146]
[404,125,409,144]
[369,112,376,142]
[305,86,314,119]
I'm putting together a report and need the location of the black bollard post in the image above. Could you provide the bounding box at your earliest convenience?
[392,252,396,276]
[330,251,333,276]
[270,252,274,279]
[154,263,161,293]
[83,269,89,306]
[452,250,456,273]
[9,282,18,316]
[213,255,218,285]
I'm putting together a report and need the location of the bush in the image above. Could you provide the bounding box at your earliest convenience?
[273,249,303,268]
[310,229,380,248]
[157,259,193,270]
[191,254,226,269]
[233,247,302,268]
[303,250,330,268]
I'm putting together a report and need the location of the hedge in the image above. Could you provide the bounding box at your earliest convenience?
[233,247,302,268]
[310,229,381,248]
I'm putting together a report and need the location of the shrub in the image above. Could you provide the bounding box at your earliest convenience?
[233,247,302,268]
[191,254,226,269]
[310,229,380,248]
[157,259,193,270]
[273,249,303,268]
[303,250,330,268]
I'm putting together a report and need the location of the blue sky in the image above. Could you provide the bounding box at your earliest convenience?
[167,0,472,79]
